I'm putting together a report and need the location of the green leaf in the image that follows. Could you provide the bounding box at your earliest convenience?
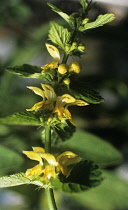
[0,111,41,126]
[51,160,102,193]
[0,173,49,188]
[79,13,115,31]
[59,130,122,167]
[80,0,88,11]
[55,120,76,141]
[0,173,29,188]
[72,170,128,210]
[70,81,104,104]
[48,22,71,51]
[0,145,24,173]
[48,3,75,28]
[7,64,44,79]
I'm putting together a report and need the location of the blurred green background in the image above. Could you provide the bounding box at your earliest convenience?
[0,0,128,209]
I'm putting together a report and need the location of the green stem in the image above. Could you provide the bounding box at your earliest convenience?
[62,30,77,64]
[44,126,58,210]
[62,53,69,64]
[45,188,58,210]
[45,125,51,153]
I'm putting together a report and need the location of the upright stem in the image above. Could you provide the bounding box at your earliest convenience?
[45,125,51,153]
[44,125,58,210]
[62,53,69,64]
[62,30,77,64]
[45,188,58,210]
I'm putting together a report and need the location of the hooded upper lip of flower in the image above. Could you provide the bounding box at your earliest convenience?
[26,84,57,111]
[23,147,81,181]
[53,94,89,123]
[41,44,60,70]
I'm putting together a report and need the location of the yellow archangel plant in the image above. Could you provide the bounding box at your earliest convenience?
[0,1,116,210]
[23,147,82,181]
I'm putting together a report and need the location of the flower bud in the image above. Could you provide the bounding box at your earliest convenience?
[63,78,70,85]
[58,64,68,75]
[78,44,85,52]
[72,42,77,47]
[82,18,89,25]
[69,61,81,74]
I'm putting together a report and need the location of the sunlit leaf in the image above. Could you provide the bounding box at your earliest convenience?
[48,22,71,51]
[48,3,75,28]
[79,13,115,31]
[80,0,88,11]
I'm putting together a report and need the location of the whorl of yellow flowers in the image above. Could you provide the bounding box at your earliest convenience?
[26,84,88,124]
[23,147,81,181]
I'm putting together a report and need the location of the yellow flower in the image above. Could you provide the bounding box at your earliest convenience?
[63,78,70,85]
[23,147,81,181]
[69,61,81,74]
[23,147,58,181]
[41,44,60,70]
[26,84,56,111]
[53,94,88,123]
[26,84,88,124]
[56,151,82,176]
[58,64,69,75]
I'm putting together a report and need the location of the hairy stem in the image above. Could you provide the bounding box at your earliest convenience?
[45,126,58,210]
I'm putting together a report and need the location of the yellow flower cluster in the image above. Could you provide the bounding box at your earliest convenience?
[41,44,81,74]
[23,147,81,181]
[26,84,88,124]
[26,44,89,124]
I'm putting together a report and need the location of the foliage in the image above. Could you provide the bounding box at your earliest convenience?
[72,171,128,210]
[59,130,122,167]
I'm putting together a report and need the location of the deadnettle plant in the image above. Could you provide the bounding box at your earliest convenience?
[0,1,116,210]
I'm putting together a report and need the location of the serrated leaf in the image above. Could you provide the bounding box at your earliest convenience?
[48,22,71,51]
[7,64,44,79]
[0,111,41,126]
[51,160,102,193]
[0,173,29,188]
[60,130,122,167]
[0,173,50,188]
[70,82,104,104]
[72,170,128,210]
[48,3,74,28]
[0,145,24,172]
[79,13,115,31]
